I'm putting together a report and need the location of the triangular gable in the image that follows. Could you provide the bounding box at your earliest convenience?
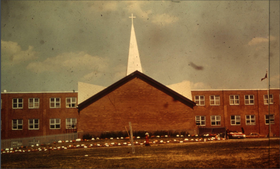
[78,71,196,112]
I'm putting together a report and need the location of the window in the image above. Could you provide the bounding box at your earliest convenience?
[230,115,241,125]
[66,118,77,129]
[50,98,60,108]
[264,95,273,105]
[28,98,40,108]
[265,115,274,125]
[245,115,256,125]
[12,119,23,130]
[210,95,220,105]
[28,119,39,130]
[194,96,205,106]
[195,116,206,126]
[211,115,221,126]
[50,119,61,129]
[12,98,23,109]
[245,95,254,105]
[229,95,239,105]
[66,97,77,108]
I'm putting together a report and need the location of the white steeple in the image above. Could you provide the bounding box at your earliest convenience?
[127,13,142,75]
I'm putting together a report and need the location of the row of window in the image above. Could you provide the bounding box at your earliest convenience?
[194,94,273,106]
[11,97,77,109]
[195,115,275,126]
[12,118,77,130]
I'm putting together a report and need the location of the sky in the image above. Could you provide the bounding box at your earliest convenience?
[1,0,279,92]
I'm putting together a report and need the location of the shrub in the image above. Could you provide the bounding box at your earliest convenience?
[133,131,146,137]
[153,130,168,136]
[82,133,92,140]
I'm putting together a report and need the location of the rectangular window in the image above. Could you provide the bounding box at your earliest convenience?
[229,95,239,105]
[50,118,61,129]
[265,115,274,125]
[210,95,220,105]
[66,97,77,108]
[66,118,77,129]
[50,98,61,108]
[28,119,39,130]
[28,98,40,109]
[211,115,221,126]
[12,119,23,130]
[245,115,256,125]
[195,116,206,126]
[12,98,23,109]
[230,115,241,125]
[194,96,205,106]
[264,95,273,105]
[245,95,254,105]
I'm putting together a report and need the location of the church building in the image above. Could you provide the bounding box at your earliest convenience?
[1,14,279,147]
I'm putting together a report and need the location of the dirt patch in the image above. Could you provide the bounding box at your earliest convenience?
[1,139,279,168]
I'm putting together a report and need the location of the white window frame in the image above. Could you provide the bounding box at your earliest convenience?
[66,118,77,129]
[244,95,254,105]
[12,119,23,130]
[245,115,256,125]
[265,114,274,125]
[210,95,220,106]
[49,118,61,129]
[211,115,221,126]
[195,116,206,126]
[230,115,241,125]
[194,95,205,106]
[12,98,23,109]
[229,95,239,105]
[49,98,61,108]
[28,119,39,130]
[263,94,273,105]
[28,98,40,109]
[66,97,77,108]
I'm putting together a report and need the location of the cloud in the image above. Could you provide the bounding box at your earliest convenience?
[151,13,179,26]
[27,52,108,73]
[1,40,37,65]
[126,2,152,19]
[191,82,212,89]
[248,36,276,46]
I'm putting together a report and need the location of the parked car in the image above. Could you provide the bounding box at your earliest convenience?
[246,132,266,138]
[228,131,246,139]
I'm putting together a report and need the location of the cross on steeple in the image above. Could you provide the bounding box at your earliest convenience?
[127,13,142,75]
[129,13,136,24]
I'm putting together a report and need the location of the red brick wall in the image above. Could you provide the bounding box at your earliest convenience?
[192,89,279,136]
[78,77,196,137]
[1,92,78,139]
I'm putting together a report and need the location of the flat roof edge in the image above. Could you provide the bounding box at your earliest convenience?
[1,91,78,94]
[191,88,280,91]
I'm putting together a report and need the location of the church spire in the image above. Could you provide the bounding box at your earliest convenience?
[127,13,142,75]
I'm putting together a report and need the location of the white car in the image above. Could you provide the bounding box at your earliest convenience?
[228,131,246,139]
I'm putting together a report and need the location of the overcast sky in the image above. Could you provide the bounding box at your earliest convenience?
[1,0,279,92]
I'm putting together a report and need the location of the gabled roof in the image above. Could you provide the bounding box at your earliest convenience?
[78,71,196,111]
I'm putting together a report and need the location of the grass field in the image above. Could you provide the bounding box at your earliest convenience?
[1,139,279,168]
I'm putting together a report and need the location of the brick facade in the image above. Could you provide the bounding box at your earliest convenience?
[1,73,279,139]
[192,89,279,136]
[1,92,78,139]
[77,77,196,137]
